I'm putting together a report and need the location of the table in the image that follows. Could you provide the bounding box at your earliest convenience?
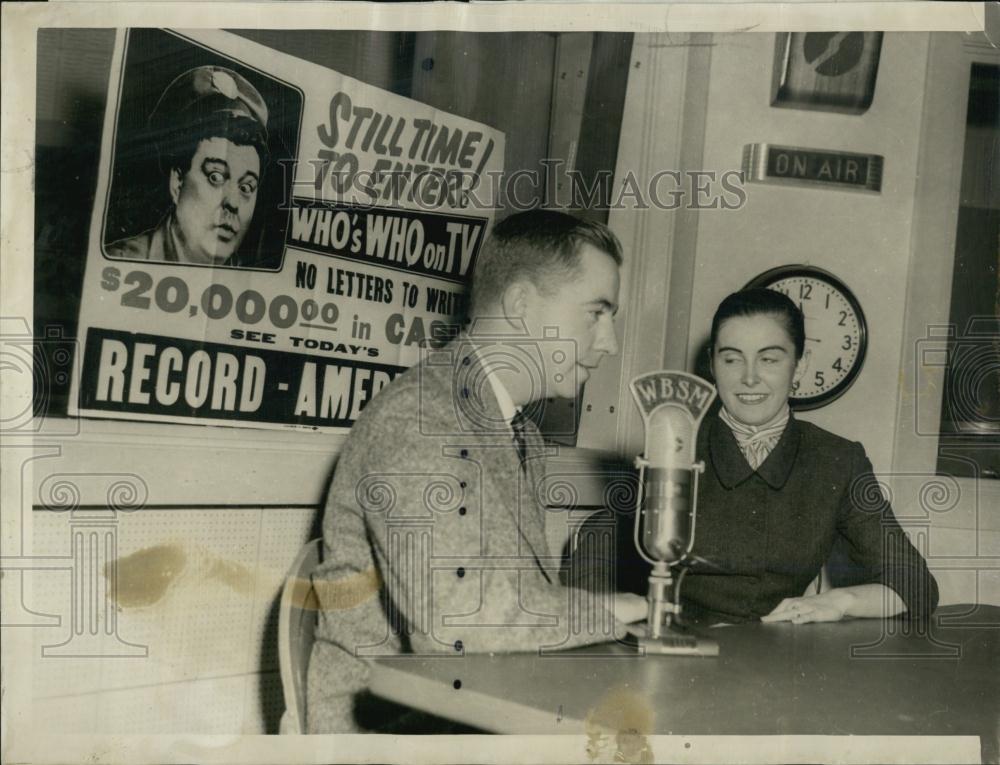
[371,605,999,762]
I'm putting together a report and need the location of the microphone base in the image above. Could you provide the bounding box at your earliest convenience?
[628,623,720,657]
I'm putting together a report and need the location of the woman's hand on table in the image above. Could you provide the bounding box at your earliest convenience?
[761,590,855,623]
[761,584,907,623]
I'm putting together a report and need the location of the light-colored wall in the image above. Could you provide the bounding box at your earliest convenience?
[22,28,585,735]
[889,32,1000,609]
[686,32,932,474]
[20,31,998,738]
[585,31,999,609]
[30,504,316,734]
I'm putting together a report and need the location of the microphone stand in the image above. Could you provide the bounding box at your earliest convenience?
[626,369,723,657]
[630,455,719,656]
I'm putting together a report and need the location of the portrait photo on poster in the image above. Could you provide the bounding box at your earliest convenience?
[101,28,303,271]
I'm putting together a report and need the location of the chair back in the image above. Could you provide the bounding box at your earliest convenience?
[278,538,322,734]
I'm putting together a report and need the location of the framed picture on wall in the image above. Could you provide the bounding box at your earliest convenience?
[771,32,883,114]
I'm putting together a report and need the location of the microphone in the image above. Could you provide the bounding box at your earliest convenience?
[628,370,719,656]
[639,404,697,564]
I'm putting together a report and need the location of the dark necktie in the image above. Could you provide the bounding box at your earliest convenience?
[510,409,530,470]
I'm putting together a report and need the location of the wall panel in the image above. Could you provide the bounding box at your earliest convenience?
[29,506,316,733]
[687,32,933,474]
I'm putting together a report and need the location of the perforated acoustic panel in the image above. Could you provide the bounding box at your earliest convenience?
[30,507,316,734]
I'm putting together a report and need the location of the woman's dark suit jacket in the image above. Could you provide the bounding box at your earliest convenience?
[565,411,939,624]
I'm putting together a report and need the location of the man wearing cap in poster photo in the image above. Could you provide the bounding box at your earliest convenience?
[106,65,269,267]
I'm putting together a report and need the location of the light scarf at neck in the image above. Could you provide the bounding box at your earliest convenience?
[719,404,790,471]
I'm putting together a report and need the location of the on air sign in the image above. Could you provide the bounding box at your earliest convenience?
[742,143,883,193]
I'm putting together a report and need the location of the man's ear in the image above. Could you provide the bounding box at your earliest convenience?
[169,167,183,206]
[499,281,533,327]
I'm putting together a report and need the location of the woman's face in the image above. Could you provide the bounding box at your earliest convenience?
[711,313,808,426]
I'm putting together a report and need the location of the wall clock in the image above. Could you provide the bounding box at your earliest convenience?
[745,265,867,410]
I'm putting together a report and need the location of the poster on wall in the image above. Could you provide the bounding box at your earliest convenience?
[68,28,504,431]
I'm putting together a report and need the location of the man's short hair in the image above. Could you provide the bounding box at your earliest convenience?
[158,114,269,179]
[470,210,623,315]
[148,66,270,177]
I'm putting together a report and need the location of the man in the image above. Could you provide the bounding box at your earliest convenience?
[106,66,268,267]
[307,210,647,733]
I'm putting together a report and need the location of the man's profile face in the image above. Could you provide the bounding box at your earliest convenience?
[521,243,621,400]
[170,136,260,265]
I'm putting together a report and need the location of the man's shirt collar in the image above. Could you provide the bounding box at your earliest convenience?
[466,341,519,430]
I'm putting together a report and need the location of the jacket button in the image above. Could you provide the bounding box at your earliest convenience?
[456,567,465,578]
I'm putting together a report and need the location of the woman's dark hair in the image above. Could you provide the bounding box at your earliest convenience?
[709,288,806,359]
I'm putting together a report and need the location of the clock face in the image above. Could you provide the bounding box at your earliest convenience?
[746,267,867,409]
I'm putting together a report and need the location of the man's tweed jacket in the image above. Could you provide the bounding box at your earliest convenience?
[307,336,620,732]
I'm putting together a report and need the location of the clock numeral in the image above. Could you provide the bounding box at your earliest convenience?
[751,268,866,407]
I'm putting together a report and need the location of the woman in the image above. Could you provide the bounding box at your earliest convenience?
[683,288,938,624]
[566,289,939,625]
